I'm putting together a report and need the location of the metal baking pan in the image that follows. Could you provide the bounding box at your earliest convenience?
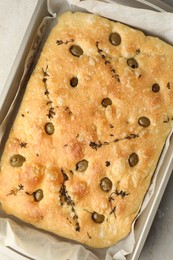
[106,0,173,11]
[0,0,49,125]
[0,0,173,259]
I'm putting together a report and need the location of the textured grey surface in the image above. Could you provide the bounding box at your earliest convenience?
[0,0,38,96]
[140,173,173,260]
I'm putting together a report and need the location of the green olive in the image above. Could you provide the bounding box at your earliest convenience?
[10,154,26,167]
[45,122,54,135]
[33,189,44,202]
[76,160,88,172]
[101,98,112,107]
[109,32,121,46]
[70,77,78,87]
[92,211,105,223]
[138,116,150,127]
[100,177,112,192]
[152,83,160,93]
[127,58,138,69]
[128,153,139,167]
[70,45,83,57]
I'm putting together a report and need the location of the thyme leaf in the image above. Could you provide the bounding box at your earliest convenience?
[20,142,27,148]
[110,206,116,215]
[105,161,110,167]
[87,232,92,239]
[56,39,74,45]
[89,141,102,150]
[6,184,24,196]
[167,82,171,89]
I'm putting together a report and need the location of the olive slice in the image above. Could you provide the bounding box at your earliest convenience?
[138,117,150,127]
[109,32,121,46]
[45,122,54,135]
[70,45,83,57]
[152,83,160,93]
[76,160,88,172]
[128,153,139,167]
[100,177,112,192]
[70,77,78,88]
[33,189,44,202]
[10,154,26,167]
[101,98,112,107]
[127,58,138,69]
[92,211,105,223]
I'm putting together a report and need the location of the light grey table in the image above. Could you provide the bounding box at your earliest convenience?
[139,173,173,260]
[0,1,172,259]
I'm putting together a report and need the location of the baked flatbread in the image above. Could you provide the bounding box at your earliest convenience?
[0,12,173,248]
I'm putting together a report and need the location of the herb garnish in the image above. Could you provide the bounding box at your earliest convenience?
[89,133,139,150]
[163,116,173,123]
[7,184,24,196]
[66,217,72,224]
[20,141,27,148]
[87,232,92,239]
[89,141,102,150]
[105,161,110,167]
[96,41,120,82]
[108,189,129,201]
[47,107,55,119]
[42,65,55,119]
[56,39,74,45]
[59,169,80,232]
[110,206,116,216]
[108,189,129,217]
[64,106,73,115]
[114,189,129,198]
[167,82,171,89]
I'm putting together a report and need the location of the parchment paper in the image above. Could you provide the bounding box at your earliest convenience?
[0,0,173,259]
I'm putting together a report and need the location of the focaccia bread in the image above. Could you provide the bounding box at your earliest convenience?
[0,11,173,248]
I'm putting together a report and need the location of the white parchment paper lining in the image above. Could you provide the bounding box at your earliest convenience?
[0,0,173,259]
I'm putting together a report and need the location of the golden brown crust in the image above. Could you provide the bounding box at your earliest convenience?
[0,11,173,248]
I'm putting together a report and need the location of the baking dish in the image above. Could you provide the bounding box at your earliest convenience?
[0,1,173,259]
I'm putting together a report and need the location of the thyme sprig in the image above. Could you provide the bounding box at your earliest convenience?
[42,65,55,119]
[59,169,80,232]
[89,133,139,150]
[108,189,129,217]
[96,41,120,82]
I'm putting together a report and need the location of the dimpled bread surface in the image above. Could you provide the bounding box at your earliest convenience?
[0,12,173,248]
